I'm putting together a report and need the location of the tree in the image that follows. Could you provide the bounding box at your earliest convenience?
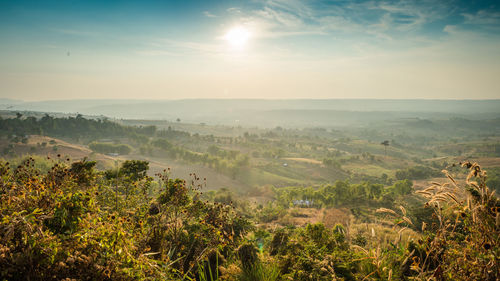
[120,160,149,182]
[381,140,390,156]
[391,179,413,196]
[69,158,97,186]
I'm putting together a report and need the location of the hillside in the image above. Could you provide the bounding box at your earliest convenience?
[1,112,499,281]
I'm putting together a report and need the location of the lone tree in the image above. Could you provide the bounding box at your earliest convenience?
[381,140,390,156]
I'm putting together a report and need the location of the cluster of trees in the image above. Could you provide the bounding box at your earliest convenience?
[207,145,240,159]
[156,126,191,139]
[322,157,342,169]
[0,114,156,140]
[274,179,413,209]
[395,165,442,180]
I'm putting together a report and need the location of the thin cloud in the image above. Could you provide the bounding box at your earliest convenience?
[148,39,225,58]
[135,50,180,57]
[462,10,500,25]
[203,11,217,18]
[244,0,452,40]
[51,28,99,36]
[227,7,242,14]
[462,10,500,33]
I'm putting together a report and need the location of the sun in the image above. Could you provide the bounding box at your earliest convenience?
[224,26,251,48]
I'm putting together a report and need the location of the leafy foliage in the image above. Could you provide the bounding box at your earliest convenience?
[0,158,250,280]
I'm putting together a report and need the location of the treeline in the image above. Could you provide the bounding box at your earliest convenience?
[395,165,441,180]
[274,179,414,208]
[0,113,156,139]
[156,126,191,139]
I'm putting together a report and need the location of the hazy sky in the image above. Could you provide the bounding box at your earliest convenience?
[1,0,500,100]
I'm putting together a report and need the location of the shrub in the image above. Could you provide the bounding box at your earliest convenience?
[409,162,499,280]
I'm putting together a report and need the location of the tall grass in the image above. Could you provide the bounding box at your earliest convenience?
[237,261,280,281]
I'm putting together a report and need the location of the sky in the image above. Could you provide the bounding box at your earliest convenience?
[0,0,500,101]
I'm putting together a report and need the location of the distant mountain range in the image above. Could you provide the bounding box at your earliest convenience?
[1,99,499,128]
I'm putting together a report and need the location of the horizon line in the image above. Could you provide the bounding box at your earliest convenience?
[3,97,500,103]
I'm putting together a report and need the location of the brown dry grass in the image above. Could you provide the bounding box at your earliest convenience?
[282,157,323,165]
[464,157,500,167]
[281,208,323,226]
[322,208,351,228]
[274,207,352,228]
[1,135,117,169]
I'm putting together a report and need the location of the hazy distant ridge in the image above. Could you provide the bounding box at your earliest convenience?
[2,99,499,128]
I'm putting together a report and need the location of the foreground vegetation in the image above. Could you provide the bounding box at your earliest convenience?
[0,113,499,280]
[0,157,498,280]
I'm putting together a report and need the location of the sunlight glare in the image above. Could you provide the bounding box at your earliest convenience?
[224,26,251,48]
